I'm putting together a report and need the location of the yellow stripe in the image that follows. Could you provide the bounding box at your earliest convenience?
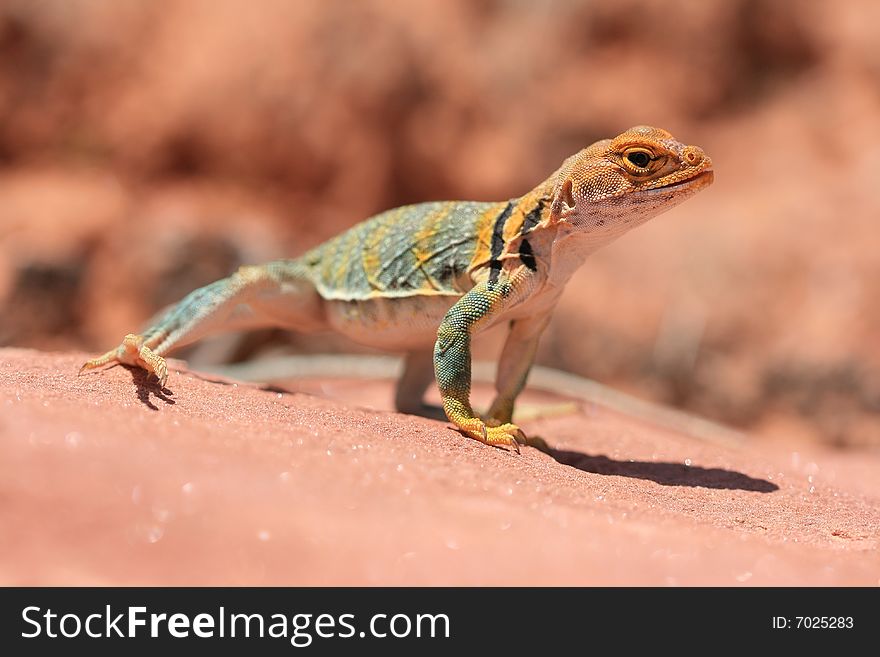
[362,215,394,290]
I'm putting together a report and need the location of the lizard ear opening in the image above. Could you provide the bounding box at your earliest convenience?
[549,178,575,224]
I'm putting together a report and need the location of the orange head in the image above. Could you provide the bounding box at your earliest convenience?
[548,126,713,235]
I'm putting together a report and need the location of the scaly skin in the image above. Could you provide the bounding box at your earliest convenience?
[82,126,713,452]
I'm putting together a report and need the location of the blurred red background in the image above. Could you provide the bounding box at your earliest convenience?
[1,0,878,448]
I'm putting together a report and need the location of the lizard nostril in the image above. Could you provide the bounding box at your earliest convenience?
[683,147,703,166]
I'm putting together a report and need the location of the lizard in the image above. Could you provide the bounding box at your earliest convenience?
[81,125,713,453]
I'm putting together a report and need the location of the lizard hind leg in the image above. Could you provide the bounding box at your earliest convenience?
[80,259,324,388]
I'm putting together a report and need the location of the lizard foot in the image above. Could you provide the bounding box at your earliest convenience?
[80,333,169,387]
[454,418,525,454]
[483,416,550,452]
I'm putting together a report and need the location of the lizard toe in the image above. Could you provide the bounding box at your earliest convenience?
[456,419,524,454]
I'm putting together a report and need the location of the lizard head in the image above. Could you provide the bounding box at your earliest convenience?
[549,126,713,237]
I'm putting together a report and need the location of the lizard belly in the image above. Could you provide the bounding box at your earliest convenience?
[324,295,459,351]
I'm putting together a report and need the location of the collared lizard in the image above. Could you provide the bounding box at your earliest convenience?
[81,125,713,453]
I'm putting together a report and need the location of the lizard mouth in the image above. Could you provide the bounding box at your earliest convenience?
[653,168,714,193]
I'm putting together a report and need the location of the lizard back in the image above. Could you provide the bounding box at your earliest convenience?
[301,200,506,301]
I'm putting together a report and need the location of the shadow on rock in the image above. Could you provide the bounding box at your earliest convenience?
[124,365,176,411]
[548,448,778,492]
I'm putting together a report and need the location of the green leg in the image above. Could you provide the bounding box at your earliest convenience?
[434,280,526,452]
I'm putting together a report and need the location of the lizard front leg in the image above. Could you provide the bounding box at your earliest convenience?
[485,314,551,425]
[434,278,528,452]
[483,314,554,452]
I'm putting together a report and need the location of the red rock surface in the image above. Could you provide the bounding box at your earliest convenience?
[1,0,879,448]
[2,348,878,585]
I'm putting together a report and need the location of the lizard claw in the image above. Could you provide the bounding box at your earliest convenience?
[455,418,525,454]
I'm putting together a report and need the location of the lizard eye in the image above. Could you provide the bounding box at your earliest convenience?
[625,150,651,168]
